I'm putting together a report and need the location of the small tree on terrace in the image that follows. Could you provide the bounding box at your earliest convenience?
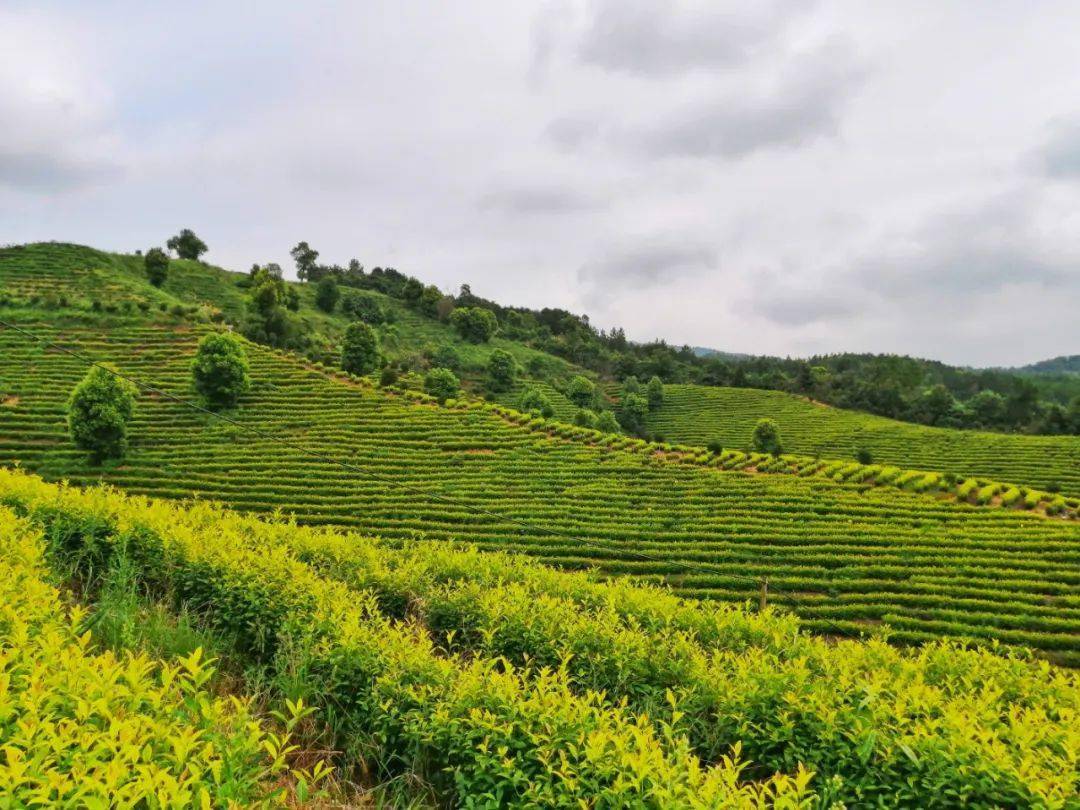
[166,229,208,261]
[566,376,595,409]
[144,248,169,287]
[646,376,664,409]
[752,418,783,456]
[68,365,138,460]
[291,241,320,282]
[315,277,340,312]
[425,367,459,403]
[450,307,498,343]
[596,411,620,434]
[192,332,250,407]
[341,321,381,376]
[486,349,517,392]
[520,387,555,418]
[618,393,649,434]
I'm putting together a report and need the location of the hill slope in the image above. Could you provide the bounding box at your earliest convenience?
[1,310,1079,663]
[641,384,1080,496]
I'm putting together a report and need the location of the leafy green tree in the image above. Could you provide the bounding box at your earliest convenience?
[341,292,385,324]
[752,418,783,455]
[520,388,555,418]
[166,229,208,261]
[486,349,517,392]
[911,384,956,427]
[424,367,459,403]
[706,439,724,455]
[341,322,380,375]
[573,409,597,428]
[67,365,138,459]
[290,241,320,281]
[314,277,340,312]
[596,411,620,433]
[646,376,664,409]
[379,366,398,387]
[450,307,498,343]
[566,376,595,409]
[192,332,250,407]
[622,376,641,396]
[420,285,444,317]
[402,278,424,309]
[144,248,169,287]
[618,393,649,434]
[431,345,461,371]
[855,447,873,465]
[968,390,1005,427]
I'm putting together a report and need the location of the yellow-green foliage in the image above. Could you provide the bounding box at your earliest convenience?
[0,469,812,808]
[2,469,1078,808]
[0,508,297,807]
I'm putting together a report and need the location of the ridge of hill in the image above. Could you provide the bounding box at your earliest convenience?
[1013,355,1080,375]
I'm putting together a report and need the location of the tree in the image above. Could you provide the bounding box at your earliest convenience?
[450,307,498,343]
[911,384,955,427]
[402,278,424,309]
[425,367,459,403]
[520,388,555,418]
[291,242,320,281]
[144,248,169,287]
[623,376,641,395]
[752,418,782,456]
[166,229,208,261]
[968,390,1005,427]
[486,349,517,392]
[341,322,380,375]
[315,277,340,312]
[618,393,649,434]
[420,285,444,317]
[566,376,595,409]
[855,447,873,465]
[646,376,664,409]
[431,345,461,371]
[191,332,250,407]
[596,411,620,433]
[67,365,138,459]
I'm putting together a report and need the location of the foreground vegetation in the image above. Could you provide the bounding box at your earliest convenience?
[3,468,1078,807]
[1,315,1078,665]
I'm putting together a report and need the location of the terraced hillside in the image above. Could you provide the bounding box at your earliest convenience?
[2,313,1079,665]
[642,384,1080,497]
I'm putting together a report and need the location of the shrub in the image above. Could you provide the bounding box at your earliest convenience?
[340,291,385,324]
[379,366,399,387]
[596,411,620,433]
[573,409,598,429]
[623,376,641,395]
[425,367,459,403]
[449,307,498,343]
[430,345,461,372]
[486,349,517,393]
[646,376,664,409]
[566,376,595,409]
[314,277,340,312]
[67,365,138,459]
[341,322,380,376]
[752,418,783,456]
[855,447,873,465]
[618,393,649,434]
[144,247,169,287]
[706,439,724,455]
[191,332,250,407]
[520,388,555,418]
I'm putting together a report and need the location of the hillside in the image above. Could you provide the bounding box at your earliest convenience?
[638,384,1080,497]
[1014,355,1080,375]
[2,309,1079,663]
[7,466,1080,807]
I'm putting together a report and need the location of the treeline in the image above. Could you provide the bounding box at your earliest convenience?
[234,236,1080,436]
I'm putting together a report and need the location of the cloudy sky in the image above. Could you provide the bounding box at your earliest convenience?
[3,1,1079,366]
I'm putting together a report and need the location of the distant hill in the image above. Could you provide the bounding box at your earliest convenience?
[1013,355,1080,375]
[690,346,753,361]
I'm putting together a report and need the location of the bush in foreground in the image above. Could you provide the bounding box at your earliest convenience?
[425,367,459,403]
[341,321,380,376]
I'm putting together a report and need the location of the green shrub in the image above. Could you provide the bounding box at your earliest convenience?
[573,409,598,428]
[855,447,873,465]
[67,365,138,460]
[144,247,169,287]
[341,322,380,376]
[191,332,250,407]
[520,387,555,418]
[314,277,340,312]
[706,439,724,455]
[425,367,459,403]
[566,375,595,409]
[752,418,783,456]
[596,411,620,433]
[379,366,398,387]
[646,376,664,409]
[449,306,498,343]
[618,393,649,434]
[486,349,517,393]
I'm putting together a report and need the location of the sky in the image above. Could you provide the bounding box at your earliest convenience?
[2,1,1079,367]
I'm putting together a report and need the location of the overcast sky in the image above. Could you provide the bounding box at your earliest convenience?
[2,1,1079,366]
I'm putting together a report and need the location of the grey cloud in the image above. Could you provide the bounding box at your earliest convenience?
[0,149,120,192]
[633,41,865,159]
[544,115,602,152]
[577,0,812,77]
[1036,120,1080,178]
[749,284,858,326]
[578,240,717,305]
[477,184,603,215]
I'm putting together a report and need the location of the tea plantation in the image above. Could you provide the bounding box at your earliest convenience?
[1,313,1079,666]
